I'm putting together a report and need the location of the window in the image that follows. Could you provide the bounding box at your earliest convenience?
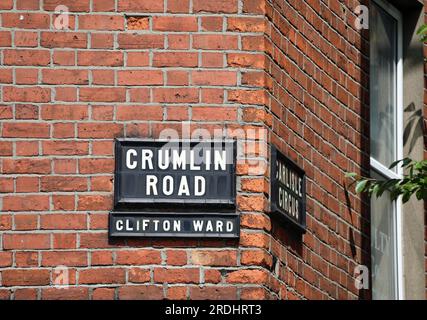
[369,0,403,300]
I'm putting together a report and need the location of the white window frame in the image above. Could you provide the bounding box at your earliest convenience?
[370,0,404,300]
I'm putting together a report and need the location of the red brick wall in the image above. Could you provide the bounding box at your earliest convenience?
[0,0,370,300]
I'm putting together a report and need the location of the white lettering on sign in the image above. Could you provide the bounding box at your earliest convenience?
[125,148,228,171]
[126,149,137,169]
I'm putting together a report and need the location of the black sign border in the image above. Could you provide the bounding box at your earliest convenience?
[113,138,237,211]
[109,212,240,239]
[270,145,307,232]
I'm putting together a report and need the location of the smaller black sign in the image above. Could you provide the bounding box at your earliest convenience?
[270,146,306,232]
[109,213,239,238]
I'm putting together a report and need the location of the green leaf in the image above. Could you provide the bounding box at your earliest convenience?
[355,180,369,193]
[345,172,357,178]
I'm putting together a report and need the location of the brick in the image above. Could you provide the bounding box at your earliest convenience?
[0,70,13,84]
[14,31,38,47]
[53,233,77,249]
[167,0,189,13]
[42,69,88,85]
[79,268,125,284]
[0,215,12,230]
[129,268,151,283]
[53,159,77,174]
[14,104,38,119]
[166,71,189,86]
[78,123,123,138]
[118,34,164,49]
[154,268,199,284]
[228,89,265,105]
[91,251,113,266]
[15,252,38,267]
[126,16,149,30]
[153,16,198,31]
[193,35,238,50]
[241,250,273,268]
[52,195,75,211]
[3,233,50,250]
[191,71,237,86]
[17,0,40,10]
[192,107,237,121]
[3,87,50,103]
[43,0,90,12]
[78,51,123,66]
[92,70,115,85]
[241,287,269,300]
[92,141,114,156]
[0,178,14,193]
[93,0,115,12]
[90,176,113,192]
[41,176,87,192]
[205,269,222,283]
[193,0,238,13]
[168,34,189,49]
[55,87,77,101]
[0,105,13,118]
[16,177,39,193]
[153,88,198,103]
[2,13,50,29]
[117,70,163,85]
[79,15,124,30]
[91,33,114,49]
[190,287,237,300]
[201,16,223,32]
[79,88,126,102]
[50,116,73,133]
[53,50,75,66]
[166,250,187,266]
[190,250,237,266]
[126,52,150,66]
[14,288,38,300]
[242,0,265,14]
[0,252,13,267]
[227,53,265,69]
[116,250,161,265]
[117,105,163,121]
[227,17,265,32]
[92,288,115,300]
[41,32,87,48]
[118,285,163,300]
[15,70,39,85]
[167,287,187,300]
[77,195,112,211]
[79,158,114,174]
[2,269,50,286]
[0,0,13,9]
[43,141,89,155]
[118,0,164,12]
[41,104,88,120]
[42,288,89,300]
[42,251,87,267]
[226,269,268,284]
[2,159,50,174]
[3,195,49,212]
[3,122,48,138]
[52,123,72,139]
[153,52,198,67]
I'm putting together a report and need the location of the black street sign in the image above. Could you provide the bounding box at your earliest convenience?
[270,146,306,232]
[113,139,236,209]
[109,139,238,238]
[109,212,239,238]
